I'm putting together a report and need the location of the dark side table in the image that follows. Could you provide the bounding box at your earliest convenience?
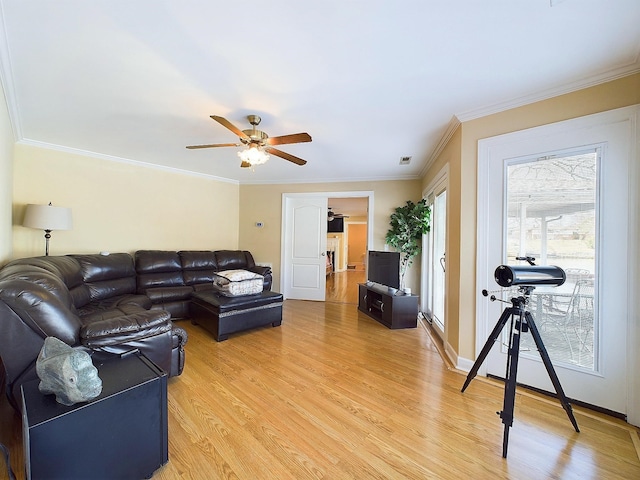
[21,351,168,480]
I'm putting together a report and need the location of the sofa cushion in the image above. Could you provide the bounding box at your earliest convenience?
[135,251,181,274]
[135,251,185,295]
[71,254,136,303]
[0,265,77,311]
[138,271,185,290]
[5,256,89,308]
[76,294,153,318]
[179,251,218,270]
[80,309,172,347]
[179,251,218,286]
[72,254,135,282]
[214,250,249,271]
[5,256,85,290]
[144,286,194,303]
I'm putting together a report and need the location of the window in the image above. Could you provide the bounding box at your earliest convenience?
[507,150,597,369]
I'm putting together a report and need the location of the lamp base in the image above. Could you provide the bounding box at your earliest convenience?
[44,229,52,256]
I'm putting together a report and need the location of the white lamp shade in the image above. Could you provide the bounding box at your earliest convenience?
[23,204,73,231]
[237,145,270,166]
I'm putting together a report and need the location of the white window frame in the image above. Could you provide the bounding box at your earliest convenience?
[422,164,449,341]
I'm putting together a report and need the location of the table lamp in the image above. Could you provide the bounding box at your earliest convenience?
[23,202,73,256]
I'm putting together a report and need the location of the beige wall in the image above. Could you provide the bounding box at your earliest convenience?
[12,144,240,258]
[422,72,640,362]
[422,126,462,353]
[239,180,423,292]
[0,80,14,263]
[347,223,367,265]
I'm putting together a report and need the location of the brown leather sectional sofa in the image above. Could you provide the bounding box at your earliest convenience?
[135,250,272,318]
[0,249,271,409]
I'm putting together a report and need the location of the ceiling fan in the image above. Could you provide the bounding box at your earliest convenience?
[186,114,312,168]
[328,208,349,221]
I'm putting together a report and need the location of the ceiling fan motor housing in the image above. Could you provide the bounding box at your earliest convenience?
[241,129,269,145]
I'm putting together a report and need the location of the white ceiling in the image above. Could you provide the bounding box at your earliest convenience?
[1,1,638,185]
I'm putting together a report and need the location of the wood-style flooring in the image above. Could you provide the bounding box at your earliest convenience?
[1,274,639,479]
[325,269,365,304]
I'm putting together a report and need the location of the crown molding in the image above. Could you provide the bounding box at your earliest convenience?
[456,65,640,123]
[17,138,240,185]
[418,116,461,179]
[240,172,422,186]
[419,66,640,179]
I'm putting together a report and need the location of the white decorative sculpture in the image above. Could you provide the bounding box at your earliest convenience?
[36,337,102,406]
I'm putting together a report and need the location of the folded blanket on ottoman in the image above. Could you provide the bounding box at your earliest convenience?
[212,269,264,297]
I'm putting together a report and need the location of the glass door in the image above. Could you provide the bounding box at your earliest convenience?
[423,176,447,338]
[477,108,635,415]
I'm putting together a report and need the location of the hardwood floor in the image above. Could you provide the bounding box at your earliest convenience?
[1,299,639,479]
[326,269,366,304]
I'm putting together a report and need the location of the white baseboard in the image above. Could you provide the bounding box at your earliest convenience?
[456,356,475,373]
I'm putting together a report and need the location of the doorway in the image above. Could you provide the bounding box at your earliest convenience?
[281,192,374,302]
[476,106,639,420]
[325,197,369,304]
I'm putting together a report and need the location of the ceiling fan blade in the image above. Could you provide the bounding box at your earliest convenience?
[266,133,312,146]
[266,147,307,166]
[210,115,251,140]
[186,143,240,149]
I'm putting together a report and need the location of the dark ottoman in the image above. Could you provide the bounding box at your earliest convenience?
[190,290,283,341]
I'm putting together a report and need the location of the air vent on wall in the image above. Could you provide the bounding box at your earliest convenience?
[399,156,412,165]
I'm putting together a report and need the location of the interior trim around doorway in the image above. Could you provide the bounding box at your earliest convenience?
[280,190,374,300]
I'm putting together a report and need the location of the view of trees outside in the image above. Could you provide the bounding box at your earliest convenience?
[505,152,597,369]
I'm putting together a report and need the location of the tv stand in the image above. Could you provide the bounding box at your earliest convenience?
[358,283,418,329]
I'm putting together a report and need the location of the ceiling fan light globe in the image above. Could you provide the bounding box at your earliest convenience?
[238,145,269,166]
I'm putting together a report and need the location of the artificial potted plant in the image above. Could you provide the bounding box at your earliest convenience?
[385,199,431,293]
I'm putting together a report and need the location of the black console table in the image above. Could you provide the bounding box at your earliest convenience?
[21,351,168,480]
[358,283,418,329]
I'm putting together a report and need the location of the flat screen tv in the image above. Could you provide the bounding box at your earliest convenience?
[327,217,344,233]
[367,251,400,290]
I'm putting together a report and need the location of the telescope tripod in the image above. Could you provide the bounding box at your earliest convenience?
[461,290,580,457]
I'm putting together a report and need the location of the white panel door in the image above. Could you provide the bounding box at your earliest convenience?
[283,195,327,300]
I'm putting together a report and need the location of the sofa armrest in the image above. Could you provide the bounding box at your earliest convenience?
[250,265,271,277]
[250,266,273,291]
[0,278,82,345]
[80,310,172,347]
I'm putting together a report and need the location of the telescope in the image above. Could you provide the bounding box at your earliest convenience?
[465,259,578,458]
[494,264,566,288]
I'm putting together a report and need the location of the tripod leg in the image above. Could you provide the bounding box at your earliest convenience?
[525,312,580,433]
[461,308,514,392]
[499,310,523,458]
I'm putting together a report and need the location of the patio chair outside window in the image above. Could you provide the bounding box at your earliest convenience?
[542,279,595,366]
